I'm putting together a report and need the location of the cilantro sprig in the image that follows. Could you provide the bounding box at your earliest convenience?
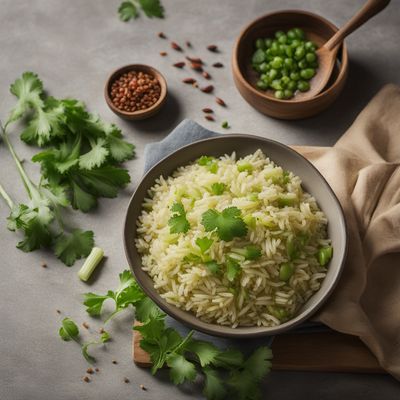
[118,0,164,22]
[202,207,248,242]
[168,202,190,234]
[0,72,135,265]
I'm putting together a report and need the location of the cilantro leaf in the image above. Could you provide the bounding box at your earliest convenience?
[53,229,94,266]
[135,296,164,322]
[186,340,220,367]
[203,367,227,400]
[226,258,241,281]
[202,207,248,242]
[118,1,139,21]
[138,0,164,18]
[183,253,202,264]
[70,179,97,212]
[79,138,109,170]
[8,72,44,123]
[198,156,218,174]
[83,292,109,316]
[204,260,220,274]
[166,353,197,385]
[213,349,244,368]
[195,237,213,253]
[211,182,226,195]
[168,202,190,234]
[59,317,79,341]
[105,129,135,162]
[243,245,262,260]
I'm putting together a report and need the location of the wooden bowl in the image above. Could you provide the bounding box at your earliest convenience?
[232,10,349,119]
[104,64,167,120]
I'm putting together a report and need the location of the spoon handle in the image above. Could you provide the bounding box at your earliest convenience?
[324,0,391,51]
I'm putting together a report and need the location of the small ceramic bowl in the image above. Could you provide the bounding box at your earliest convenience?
[104,64,167,120]
[232,10,349,119]
[123,135,347,338]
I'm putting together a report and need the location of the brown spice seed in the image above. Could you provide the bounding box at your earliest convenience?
[41,262,47,268]
[216,97,226,107]
[171,42,182,51]
[158,32,167,39]
[212,62,224,68]
[191,63,203,72]
[205,115,215,121]
[182,78,196,84]
[99,328,105,334]
[202,108,213,113]
[173,62,185,68]
[112,360,118,364]
[140,384,147,391]
[202,71,211,80]
[83,376,90,383]
[186,41,192,48]
[82,322,89,330]
[201,85,214,93]
[56,309,61,314]
[95,368,99,372]
[124,377,130,383]
[207,44,218,52]
[186,56,203,65]
[86,368,94,374]
[159,51,167,56]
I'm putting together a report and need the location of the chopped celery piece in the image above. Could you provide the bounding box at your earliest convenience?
[237,162,253,173]
[277,193,297,207]
[279,262,294,281]
[78,247,104,282]
[317,246,333,266]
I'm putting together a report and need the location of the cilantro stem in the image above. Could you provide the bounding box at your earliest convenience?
[0,183,15,209]
[104,308,124,324]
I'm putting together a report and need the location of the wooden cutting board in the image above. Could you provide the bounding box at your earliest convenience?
[132,322,384,373]
[132,145,384,374]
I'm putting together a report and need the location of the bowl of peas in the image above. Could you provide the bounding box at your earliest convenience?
[232,10,349,119]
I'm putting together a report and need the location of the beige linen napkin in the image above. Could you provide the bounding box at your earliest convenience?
[302,84,400,380]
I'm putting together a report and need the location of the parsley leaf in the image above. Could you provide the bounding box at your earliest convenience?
[138,0,164,18]
[53,229,94,266]
[118,1,138,21]
[168,202,190,234]
[211,182,226,195]
[201,207,248,242]
[195,236,213,253]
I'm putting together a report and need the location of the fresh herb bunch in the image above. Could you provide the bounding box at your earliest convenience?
[0,72,135,266]
[81,270,273,400]
[118,0,164,22]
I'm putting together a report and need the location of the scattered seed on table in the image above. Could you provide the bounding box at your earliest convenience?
[190,63,203,72]
[207,44,218,52]
[193,82,199,88]
[205,115,215,121]
[99,328,105,334]
[212,62,224,68]
[83,376,91,383]
[202,71,211,80]
[186,56,203,64]
[202,108,213,113]
[201,85,214,93]
[182,78,196,84]
[56,309,61,314]
[95,368,100,372]
[159,51,167,57]
[216,97,226,107]
[123,377,130,383]
[140,384,147,391]
[158,32,167,39]
[186,41,192,48]
[41,262,47,268]
[173,62,185,68]
[82,322,89,330]
[222,121,230,129]
[86,368,94,374]
[171,42,182,51]
[112,360,118,364]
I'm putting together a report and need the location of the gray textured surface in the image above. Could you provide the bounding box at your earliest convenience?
[0,0,399,399]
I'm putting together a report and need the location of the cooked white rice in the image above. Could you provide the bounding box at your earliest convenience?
[135,149,331,328]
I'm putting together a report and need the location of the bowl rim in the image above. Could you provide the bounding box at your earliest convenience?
[104,63,167,117]
[232,9,349,104]
[123,134,348,337]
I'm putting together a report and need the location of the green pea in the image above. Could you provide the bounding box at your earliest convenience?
[271,79,283,90]
[284,89,293,99]
[298,60,308,69]
[259,62,268,72]
[305,41,317,51]
[256,80,268,90]
[291,39,301,48]
[287,80,297,91]
[280,68,289,77]
[279,262,294,281]
[255,38,266,49]
[275,90,285,99]
[265,38,273,48]
[287,29,297,40]
[290,72,300,81]
[281,76,290,87]
[284,58,294,69]
[278,34,287,44]
[275,30,285,39]
[285,46,293,57]
[294,28,305,39]
[252,49,266,64]
[297,80,310,92]
[306,52,316,63]
[300,68,315,80]
[279,44,287,55]
[317,246,333,266]
[294,46,305,60]
[271,56,283,69]
[268,69,278,80]
[270,42,280,56]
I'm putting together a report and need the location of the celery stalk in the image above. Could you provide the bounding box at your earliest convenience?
[78,247,104,281]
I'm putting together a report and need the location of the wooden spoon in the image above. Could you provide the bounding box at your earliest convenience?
[296,0,391,100]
